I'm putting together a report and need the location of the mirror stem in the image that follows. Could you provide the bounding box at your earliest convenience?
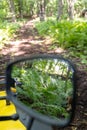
[0,114,19,121]
[27,118,34,130]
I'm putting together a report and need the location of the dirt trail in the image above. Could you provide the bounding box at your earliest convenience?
[0,19,87,130]
[1,19,48,57]
[1,19,65,59]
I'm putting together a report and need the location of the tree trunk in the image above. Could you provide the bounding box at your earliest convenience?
[18,0,23,18]
[57,0,64,20]
[7,0,16,22]
[39,0,45,21]
[67,0,75,20]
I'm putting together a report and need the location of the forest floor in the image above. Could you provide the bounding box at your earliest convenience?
[0,18,87,130]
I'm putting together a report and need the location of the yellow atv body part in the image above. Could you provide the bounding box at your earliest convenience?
[0,91,26,130]
[11,87,16,93]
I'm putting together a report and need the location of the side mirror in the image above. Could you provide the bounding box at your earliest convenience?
[6,54,76,129]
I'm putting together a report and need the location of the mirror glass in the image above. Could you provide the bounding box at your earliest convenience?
[10,58,75,121]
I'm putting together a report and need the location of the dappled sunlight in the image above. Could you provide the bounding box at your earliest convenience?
[28,39,45,44]
[0,18,67,60]
[14,51,26,56]
[54,47,64,53]
[25,18,39,27]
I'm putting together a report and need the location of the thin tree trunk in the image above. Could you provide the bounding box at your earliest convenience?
[7,0,16,22]
[57,0,64,20]
[39,0,45,21]
[18,0,23,18]
[67,0,75,20]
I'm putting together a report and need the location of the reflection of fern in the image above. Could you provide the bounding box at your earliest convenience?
[12,63,73,119]
[31,102,68,118]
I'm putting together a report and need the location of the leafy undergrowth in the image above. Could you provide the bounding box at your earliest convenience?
[35,19,87,67]
[0,20,25,50]
[12,59,73,119]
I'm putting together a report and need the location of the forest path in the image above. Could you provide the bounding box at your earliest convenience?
[1,19,63,59]
[0,19,87,130]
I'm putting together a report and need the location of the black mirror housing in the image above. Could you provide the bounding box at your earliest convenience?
[6,54,76,129]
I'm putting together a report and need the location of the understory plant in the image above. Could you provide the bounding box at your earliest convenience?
[35,19,87,65]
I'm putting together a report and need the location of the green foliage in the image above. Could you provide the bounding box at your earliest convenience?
[45,0,57,17]
[0,0,8,20]
[0,21,21,49]
[0,0,86,21]
[12,60,73,119]
[35,19,55,36]
[75,0,87,10]
[35,19,87,65]
[50,21,87,48]
[6,23,20,36]
[15,68,71,118]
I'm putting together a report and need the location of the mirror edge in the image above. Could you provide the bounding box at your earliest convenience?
[6,54,77,128]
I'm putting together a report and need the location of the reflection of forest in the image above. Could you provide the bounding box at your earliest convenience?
[12,58,74,119]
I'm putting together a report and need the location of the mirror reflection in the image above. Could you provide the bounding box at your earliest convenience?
[10,58,74,120]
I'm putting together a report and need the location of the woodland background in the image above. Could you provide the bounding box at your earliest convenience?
[0,0,87,129]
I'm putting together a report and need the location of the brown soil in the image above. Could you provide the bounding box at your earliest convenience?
[0,19,87,130]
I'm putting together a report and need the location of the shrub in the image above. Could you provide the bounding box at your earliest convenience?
[35,20,87,64]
